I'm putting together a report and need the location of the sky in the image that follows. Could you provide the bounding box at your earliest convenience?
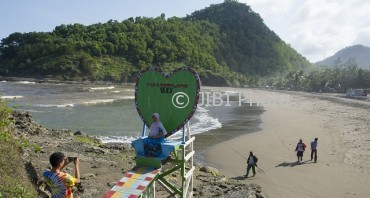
[0,0,369,63]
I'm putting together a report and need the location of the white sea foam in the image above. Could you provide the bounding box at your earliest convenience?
[168,106,222,140]
[112,91,121,93]
[81,97,134,105]
[190,107,222,135]
[89,86,115,90]
[0,80,6,82]
[34,97,134,108]
[16,81,36,84]
[99,135,138,144]
[125,89,135,92]
[0,95,24,99]
[82,99,115,105]
[119,96,135,100]
[223,90,239,95]
[35,104,75,108]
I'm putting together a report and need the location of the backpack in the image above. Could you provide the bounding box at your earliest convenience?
[253,156,258,164]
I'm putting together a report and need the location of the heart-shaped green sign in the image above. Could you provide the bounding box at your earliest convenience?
[135,67,200,137]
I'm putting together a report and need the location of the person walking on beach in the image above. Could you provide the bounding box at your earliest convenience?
[43,152,81,198]
[245,151,258,178]
[310,137,318,162]
[295,139,306,163]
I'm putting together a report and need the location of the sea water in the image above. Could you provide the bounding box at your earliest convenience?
[0,81,264,157]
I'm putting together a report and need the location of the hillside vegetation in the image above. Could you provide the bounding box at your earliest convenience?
[0,1,311,86]
[0,101,38,197]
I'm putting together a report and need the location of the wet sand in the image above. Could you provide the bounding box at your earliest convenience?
[205,89,370,198]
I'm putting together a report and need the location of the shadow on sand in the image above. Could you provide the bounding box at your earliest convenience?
[275,160,315,167]
[230,160,317,181]
[230,175,248,181]
[231,174,260,181]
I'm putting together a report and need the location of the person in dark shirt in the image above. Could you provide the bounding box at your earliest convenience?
[295,139,306,163]
[245,151,258,178]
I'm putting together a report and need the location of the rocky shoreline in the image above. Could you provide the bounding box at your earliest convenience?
[10,110,266,198]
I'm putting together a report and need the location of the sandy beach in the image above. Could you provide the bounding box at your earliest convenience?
[206,89,370,198]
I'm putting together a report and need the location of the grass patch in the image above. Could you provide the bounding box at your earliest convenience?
[74,135,101,146]
[0,100,38,197]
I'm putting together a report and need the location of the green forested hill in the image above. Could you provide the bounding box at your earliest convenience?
[0,1,311,86]
[186,1,311,75]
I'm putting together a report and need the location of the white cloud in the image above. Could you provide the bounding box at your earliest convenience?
[241,0,370,62]
[354,28,370,46]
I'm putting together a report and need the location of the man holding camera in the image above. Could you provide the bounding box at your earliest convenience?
[43,152,81,198]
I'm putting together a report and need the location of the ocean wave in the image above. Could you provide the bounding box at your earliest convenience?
[34,104,75,108]
[190,106,222,135]
[169,106,222,139]
[81,97,134,105]
[0,80,6,83]
[33,97,135,108]
[82,99,115,105]
[89,86,115,90]
[16,81,36,84]
[99,135,139,144]
[223,90,239,94]
[119,96,135,100]
[0,95,24,99]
